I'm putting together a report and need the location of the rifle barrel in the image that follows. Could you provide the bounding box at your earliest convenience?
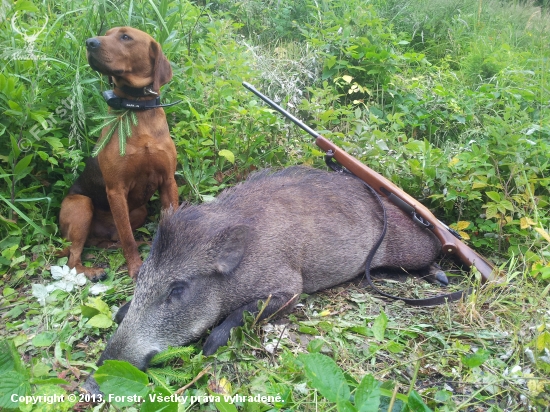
[242,82,319,139]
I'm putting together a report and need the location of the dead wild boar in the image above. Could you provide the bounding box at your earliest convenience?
[83,166,442,392]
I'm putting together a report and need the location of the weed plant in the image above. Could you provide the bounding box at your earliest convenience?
[1,0,549,410]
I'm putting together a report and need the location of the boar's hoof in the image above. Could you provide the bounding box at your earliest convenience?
[203,324,232,356]
[426,263,449,286]
[115,301,131,324]
[82,374,102,396]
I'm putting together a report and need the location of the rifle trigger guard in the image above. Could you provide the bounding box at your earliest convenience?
[412,212,433,229]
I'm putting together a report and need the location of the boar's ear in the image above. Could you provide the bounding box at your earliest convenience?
[212,225,249,275]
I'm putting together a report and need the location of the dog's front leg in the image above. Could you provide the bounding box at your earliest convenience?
[159,176,179,211]
[106,188,142,279]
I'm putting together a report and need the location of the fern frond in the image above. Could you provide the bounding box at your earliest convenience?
[89,115,119,136]
[118,115,126,156]
[124,114,131,137]
[149,346,195,366]
[92,123,117,157]
[148,367,191,385]
[147,368,175,393]
[90,110,138,157]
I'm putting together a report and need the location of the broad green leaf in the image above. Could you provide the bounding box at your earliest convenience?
[372,311,388,341]
[215,398,239,412]
[307,338,325,353]
[485,191,501,202]
[86,297,112,316]
[0,371,31,409]
[32,332,56,347]
[218,149,235,164]
[298,353,350,403]
[14,0,39,12]
[2,287,15,298]
[337,397,357,412]
[387,341,405,353]
[13,154,33,177]
[460,349,490,368]
[141,386,178,412]
[406,390,432,412]
[0,340,26,375]
[536,330,550,351]
[80,304,100,319]
[95,360,150,407]
[484,204,499,220]
[86,314,113,329]
[355,374,380,412]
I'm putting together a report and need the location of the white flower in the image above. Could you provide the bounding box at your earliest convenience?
[32,284,49,306]
[32,266,89,305]
[51,265,70,280]
[89,284,110,295]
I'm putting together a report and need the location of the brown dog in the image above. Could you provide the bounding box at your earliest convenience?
[59,27,179,281]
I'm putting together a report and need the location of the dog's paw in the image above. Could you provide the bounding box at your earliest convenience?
[84,268,107,283]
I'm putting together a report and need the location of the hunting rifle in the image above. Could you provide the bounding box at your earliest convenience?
[243,81,500,283]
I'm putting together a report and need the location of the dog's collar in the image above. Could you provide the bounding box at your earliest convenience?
[102,90,181,110]
[108,77,158,97]
[116,84,159,97]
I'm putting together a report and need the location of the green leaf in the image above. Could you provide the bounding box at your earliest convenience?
[0,371,31,409]
[13,154,34,177]
[372,311,388,341]
[307,338,325,353]
[406,390,432,412]
[14,0,39,12]
[299,325,318,335]
[86,314,113,329]
[0,339,26,375]
[536,331,550,351]
[85,297,112,316]
[298,353,350,403]
[337,397,357,412]
[485,191,501,202]
[80,305,100,319]
[355,374,380,412]
[141,386,178,412]
[32,332,57,347]
[387,341,405,353]
[30,378,69,385]
[218,149,235,164]
[95,360,150,407]
[460,349,490,368]
[215,398,239,412]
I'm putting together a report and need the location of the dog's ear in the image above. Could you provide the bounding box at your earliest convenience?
[150,41,172,92]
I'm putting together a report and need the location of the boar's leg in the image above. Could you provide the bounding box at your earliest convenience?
[114,301,131,324]
[203,293,298,356]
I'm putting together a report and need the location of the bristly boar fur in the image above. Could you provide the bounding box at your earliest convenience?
[83,166,441,394]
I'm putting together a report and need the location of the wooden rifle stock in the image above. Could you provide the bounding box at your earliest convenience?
[243,82,500,283]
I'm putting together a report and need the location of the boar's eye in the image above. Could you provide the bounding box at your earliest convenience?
[166,283,187,304]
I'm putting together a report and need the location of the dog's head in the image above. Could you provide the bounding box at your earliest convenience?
[86,27,172,93]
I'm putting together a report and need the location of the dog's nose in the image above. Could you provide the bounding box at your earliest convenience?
[86,38,101,50]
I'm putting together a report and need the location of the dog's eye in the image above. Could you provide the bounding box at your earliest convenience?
[121,34,132,41]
